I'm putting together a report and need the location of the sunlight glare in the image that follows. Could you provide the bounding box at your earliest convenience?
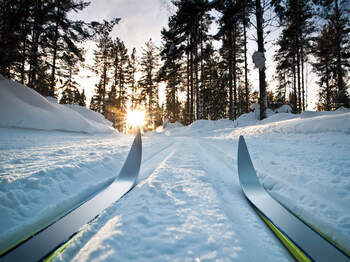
[126,110,146,128]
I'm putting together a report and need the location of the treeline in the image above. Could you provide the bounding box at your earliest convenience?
[1,0,349,132]
[88,19,164,131]
[157,0,350,123]
[0,0,116,106]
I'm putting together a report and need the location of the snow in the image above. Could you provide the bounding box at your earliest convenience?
[0,78,114,133]
[252,51,265,70]
[1,81,350,261]
[275,104,292,113]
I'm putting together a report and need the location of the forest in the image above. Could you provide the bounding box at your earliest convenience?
[0,0,349,132]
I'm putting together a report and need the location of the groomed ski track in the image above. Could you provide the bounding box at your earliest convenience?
[51,136,294,262]
[1,129,349,261]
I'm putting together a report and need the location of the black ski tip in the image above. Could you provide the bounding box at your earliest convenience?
[238,135,249,163]
[118,131,142,182]
[238,135,245,147]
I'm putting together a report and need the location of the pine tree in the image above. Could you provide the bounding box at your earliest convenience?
[329,0,350,108]
[313,0,350,109]
[127,48,138,110]
[46,0,91,97]
[273,0,314,113]
[216,0,245,120]
[159,24,184,123]
[90,19,119,115]
[201,43,226,120]
[78,89,86,107]
[139,38,160,129]
[106,38,129,131]
[59,52,82,105]
[167,0,213,123]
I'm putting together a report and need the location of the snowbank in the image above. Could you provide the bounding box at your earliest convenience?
[234,111,350,136]
[0,78,114,133]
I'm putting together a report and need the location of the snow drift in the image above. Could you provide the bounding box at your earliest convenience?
[0,78,114,133]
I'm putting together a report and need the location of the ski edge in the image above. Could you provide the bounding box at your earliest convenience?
[42,131,142,261]
[237,135,350,262]
[0,132,142,262]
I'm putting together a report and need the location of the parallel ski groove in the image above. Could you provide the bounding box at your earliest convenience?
[0,132,142,262]
[237,135,349,262]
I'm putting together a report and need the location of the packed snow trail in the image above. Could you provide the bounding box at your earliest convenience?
[0,130,174,255]
[0,133,142,262]
[54,136,293,261]
[1,113,350,261]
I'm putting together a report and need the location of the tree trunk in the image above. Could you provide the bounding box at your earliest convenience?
[334,0,344,107]
[186,38,190,124]
[228,28,233,120]
[21,29,27,84]
[190,35,194,123]
[256,0,266,120]
[297,43,301,113]
[301,45,305,111]
[326,59,330,111]
[292,54,297,113]
[243,9,249,113]
[233,24,237,120]
[50,0,60,97]
[194,31,199,121]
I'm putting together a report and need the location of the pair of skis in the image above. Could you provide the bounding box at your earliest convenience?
[238,135,349,262]
[0,132,142,262]
[1,133,348,261]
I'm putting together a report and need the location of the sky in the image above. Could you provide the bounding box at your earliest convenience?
[69,0,318,110]
[69,0,170,105]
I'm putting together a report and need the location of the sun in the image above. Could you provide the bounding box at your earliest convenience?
[126,110,146,129]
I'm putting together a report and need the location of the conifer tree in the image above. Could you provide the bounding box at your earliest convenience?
[216,0,245,120]
[128,48,138,110]
[59,52,82,105]
[90,19,119,115]
[139,38,160,128]
[106,38,129,131]
[310,0,350,110]
[159,24,183,123]
[200,43,226,120]
[274,0,314,113]
[46,0,91,97]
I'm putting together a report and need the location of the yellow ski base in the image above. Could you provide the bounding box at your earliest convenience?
[255,208,311,262]
[44,226,86,262]
[291,211,350,257]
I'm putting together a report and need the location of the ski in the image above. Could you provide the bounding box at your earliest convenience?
[0,132,142,262]
[237,135,349,262]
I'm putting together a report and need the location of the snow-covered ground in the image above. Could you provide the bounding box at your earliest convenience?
[1,78,350,261]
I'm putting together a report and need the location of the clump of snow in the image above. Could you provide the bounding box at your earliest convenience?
[234,112,257,127]
[46,96,58,104]
[252,51,265,70]
[260,113,298,124]
[251,103,275,120]
[64,104,112,126]
[275,104,292,113]
[187,119,233,133]
[166,121,183,129]
[300,110,349,119]
[0,78,114,133]
[235,112,350,136]
[336,106,350,112]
